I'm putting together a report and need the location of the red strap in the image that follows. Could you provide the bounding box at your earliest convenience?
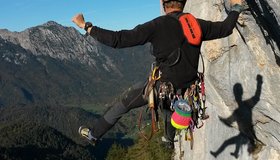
[179,14,202,46]
[200,73,205,96]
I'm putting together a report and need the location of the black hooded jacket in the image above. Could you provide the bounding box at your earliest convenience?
[89,11,240,89]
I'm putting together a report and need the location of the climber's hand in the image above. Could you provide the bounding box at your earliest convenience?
[72,13,86,29]
[230,0,242,6]
[256,75,263,84]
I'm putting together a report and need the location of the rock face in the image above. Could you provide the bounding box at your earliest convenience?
[172,0,280,160]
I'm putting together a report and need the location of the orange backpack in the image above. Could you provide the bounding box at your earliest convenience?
[174,13,202,46]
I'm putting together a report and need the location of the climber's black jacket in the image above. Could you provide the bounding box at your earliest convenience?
[90,11,240,89]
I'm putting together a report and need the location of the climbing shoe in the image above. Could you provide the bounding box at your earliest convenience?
[78,126,98,146]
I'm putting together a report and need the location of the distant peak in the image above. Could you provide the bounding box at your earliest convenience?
[0,29,10,32]
[42,21,61,27]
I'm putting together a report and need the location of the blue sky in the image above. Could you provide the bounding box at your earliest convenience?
[0,0,160,32]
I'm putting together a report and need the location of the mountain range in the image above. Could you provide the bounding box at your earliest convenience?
[0,21,153,107]
[0,21,154,159]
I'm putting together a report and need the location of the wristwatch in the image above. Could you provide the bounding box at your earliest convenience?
[84,22,93,32]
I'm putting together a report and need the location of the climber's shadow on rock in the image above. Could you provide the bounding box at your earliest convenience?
[210,75,263,159]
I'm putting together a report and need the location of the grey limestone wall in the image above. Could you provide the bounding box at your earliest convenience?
[170,0,280,159]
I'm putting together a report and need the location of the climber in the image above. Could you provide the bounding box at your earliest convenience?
[72,0,244,149]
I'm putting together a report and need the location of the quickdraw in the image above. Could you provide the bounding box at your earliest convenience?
[184,75,209,130]
[198,73,209,120]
